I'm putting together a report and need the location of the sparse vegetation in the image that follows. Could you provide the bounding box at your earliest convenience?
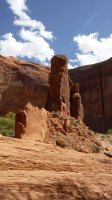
[107,129,112,134]
[100,129,112,144]
[0,112,15,137]
[70,118,79,126]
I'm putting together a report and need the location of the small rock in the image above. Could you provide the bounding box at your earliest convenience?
[104,151,112,158]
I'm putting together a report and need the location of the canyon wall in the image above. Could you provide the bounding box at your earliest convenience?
[0,55,112,132]
[0,55,50,115]
[69,58,112,132]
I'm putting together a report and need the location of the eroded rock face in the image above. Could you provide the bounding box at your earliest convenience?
[69,57,112,132]
[14,103,99,153]
[1,55,112,133]
[46,112,101,153]
[49,55,70,116]
[15,103,48,141]
[0,56,50,115]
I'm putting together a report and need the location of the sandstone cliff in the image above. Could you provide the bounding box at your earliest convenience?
[69,58,112,132]
[1,55,112,132]
[0,55,50,115]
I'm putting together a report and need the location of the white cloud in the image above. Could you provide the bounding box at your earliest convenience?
[0,32,54,62]
[0,0,54,63]
[0,33,24,56]
[73,33,112,66]
[6,0,28,16]
[6,0,54,40]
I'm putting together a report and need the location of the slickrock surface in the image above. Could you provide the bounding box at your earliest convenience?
[0,135,112,200]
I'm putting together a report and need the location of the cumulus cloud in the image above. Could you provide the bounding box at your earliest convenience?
[6,0,54,40]
[0,0,54,63]
[73,33,112,66]
[0,32,54,62]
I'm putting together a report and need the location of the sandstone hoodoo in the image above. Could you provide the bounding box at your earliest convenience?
[49,55,71,116]
[70,83,84,121]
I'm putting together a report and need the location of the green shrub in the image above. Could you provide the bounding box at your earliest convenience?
[107,129,112,134]
[0,112,15,137]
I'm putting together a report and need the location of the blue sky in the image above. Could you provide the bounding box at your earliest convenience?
[0,0,112,68]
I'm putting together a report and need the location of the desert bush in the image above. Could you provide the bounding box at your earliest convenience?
[107,129,112,134]
[70,118,79,126]
[0,112,15,137]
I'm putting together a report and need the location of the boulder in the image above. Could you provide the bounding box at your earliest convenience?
[15,103,48,141]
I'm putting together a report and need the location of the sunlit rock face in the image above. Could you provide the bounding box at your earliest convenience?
[49,55,70,116]
[0,55,50,115]
[15,103,48,141]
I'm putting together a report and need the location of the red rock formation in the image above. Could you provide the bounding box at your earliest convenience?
[0,55,50,115]
[69,57,112,132]
[70,83,84,121]
[49,55,70,116]
[15,103,48,140]
[1,55,112,132]
[14,102,100,153]
[46,112,101,153]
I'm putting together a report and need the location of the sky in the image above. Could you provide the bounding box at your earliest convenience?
[0,0,112,68]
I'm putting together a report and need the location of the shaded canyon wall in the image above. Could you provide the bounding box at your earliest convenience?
[69,58,112,132]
